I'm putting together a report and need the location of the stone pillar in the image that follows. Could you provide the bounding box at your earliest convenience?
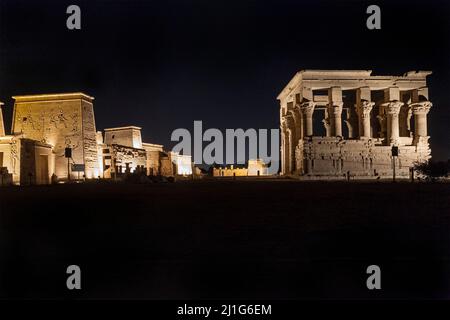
[305,158,313,174]
[280,119,291,175]
[322,115,331,137]
[358,101,375,138]
[287,128,293,173]
[293,105,303,141]
[291,109,301,147]
[327,102,343,137]
[356,87,373,138]
[410,101,432,139]
[280,127,286,175]
[328,87,343,137]
[0,102,5,137]
[382,101,403,144]
[299,102,315,136]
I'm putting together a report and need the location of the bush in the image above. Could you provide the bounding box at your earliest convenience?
[414,160,449,181]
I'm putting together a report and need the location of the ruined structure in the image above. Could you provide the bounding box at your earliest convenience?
[0,93,192,185]
[213,159,269,177]
[99,126,192,179]
[278,70,433,179]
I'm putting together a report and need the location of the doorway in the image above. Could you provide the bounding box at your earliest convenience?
[38,155,49,184]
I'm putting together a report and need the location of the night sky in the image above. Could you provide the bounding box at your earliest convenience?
[0,0,449,160]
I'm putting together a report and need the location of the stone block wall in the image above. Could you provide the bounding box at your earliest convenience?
[12,94,99,180]
[300,137,430,178]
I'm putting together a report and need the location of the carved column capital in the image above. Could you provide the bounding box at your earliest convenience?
[280,120,287,131]
[361,100,375,111]
[382,101,403,115]
[410,101,432,115]
[299,101,316,116]
[357,100,375,119]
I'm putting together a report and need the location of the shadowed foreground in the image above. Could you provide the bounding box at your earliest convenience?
[0,179,449,299]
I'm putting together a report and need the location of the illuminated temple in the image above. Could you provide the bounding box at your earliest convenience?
[0,93,192,185]
[278,70,433,179]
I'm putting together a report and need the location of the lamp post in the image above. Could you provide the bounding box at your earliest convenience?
[391,146,399,182]
[65,147,72,181]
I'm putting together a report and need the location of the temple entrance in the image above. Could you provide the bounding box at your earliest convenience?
[38,155,49,184]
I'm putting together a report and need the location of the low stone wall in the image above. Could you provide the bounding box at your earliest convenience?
[299,137,430,178]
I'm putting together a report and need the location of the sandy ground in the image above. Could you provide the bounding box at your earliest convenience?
[0,179,449,299]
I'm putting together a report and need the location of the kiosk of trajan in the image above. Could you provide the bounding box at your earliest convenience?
[278,70,433,179]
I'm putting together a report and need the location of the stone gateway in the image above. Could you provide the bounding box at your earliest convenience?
[0,93,192,185]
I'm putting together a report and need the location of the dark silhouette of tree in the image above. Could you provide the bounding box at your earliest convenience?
[414,160,449,181]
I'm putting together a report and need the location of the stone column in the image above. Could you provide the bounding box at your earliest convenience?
[356,87,372,138]
[410,101,432,139]
[0,102,5,137]
[322,113,331,137]
[287,128,293,173]
[293,105,303,141]
[327,102,343,136]
[328,87,343,137]
[280,127,286,175]
[305,158,313,174]
[358,101,375,138]
[382,101,403,144]
[299,102,316,136]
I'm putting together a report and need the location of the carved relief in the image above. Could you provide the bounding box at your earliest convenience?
[298,102,316,116]
[16,107,41,132]
[382,101,403,115]
[50,108,68,129]
[10,139,18,174]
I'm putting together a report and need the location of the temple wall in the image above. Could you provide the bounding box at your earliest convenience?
[104,127,143,149]
[213,167,248,177]
[12,99,82,179]
[110,144,147,174]
[12,95,100,180]
[143,143,164,176]
[160,156,175,176]
[301,137,431,178]
[81,100,100,178]
[146,150,161,175]
[170,152,192,176]
[0,137,19,183]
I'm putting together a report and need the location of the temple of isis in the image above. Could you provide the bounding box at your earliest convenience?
[278,70,433,179]
[0,93,192,185]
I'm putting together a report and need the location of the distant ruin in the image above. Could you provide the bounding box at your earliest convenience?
[0,93,191,185]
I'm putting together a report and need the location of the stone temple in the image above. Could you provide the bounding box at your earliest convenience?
[278,70,433,179]
[0,93,192,185]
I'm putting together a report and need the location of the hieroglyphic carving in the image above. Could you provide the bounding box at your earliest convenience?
[50,108,68,129]
[10,139,18,174]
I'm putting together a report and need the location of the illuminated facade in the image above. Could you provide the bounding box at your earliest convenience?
[213,159,269,177]
[11,93,100,180]
[0,93,192,185]
[279,70,433,179]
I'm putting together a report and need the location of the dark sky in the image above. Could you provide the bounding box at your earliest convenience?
[0,0,449,160]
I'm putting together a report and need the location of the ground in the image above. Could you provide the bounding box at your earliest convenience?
[0,179,449,299]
